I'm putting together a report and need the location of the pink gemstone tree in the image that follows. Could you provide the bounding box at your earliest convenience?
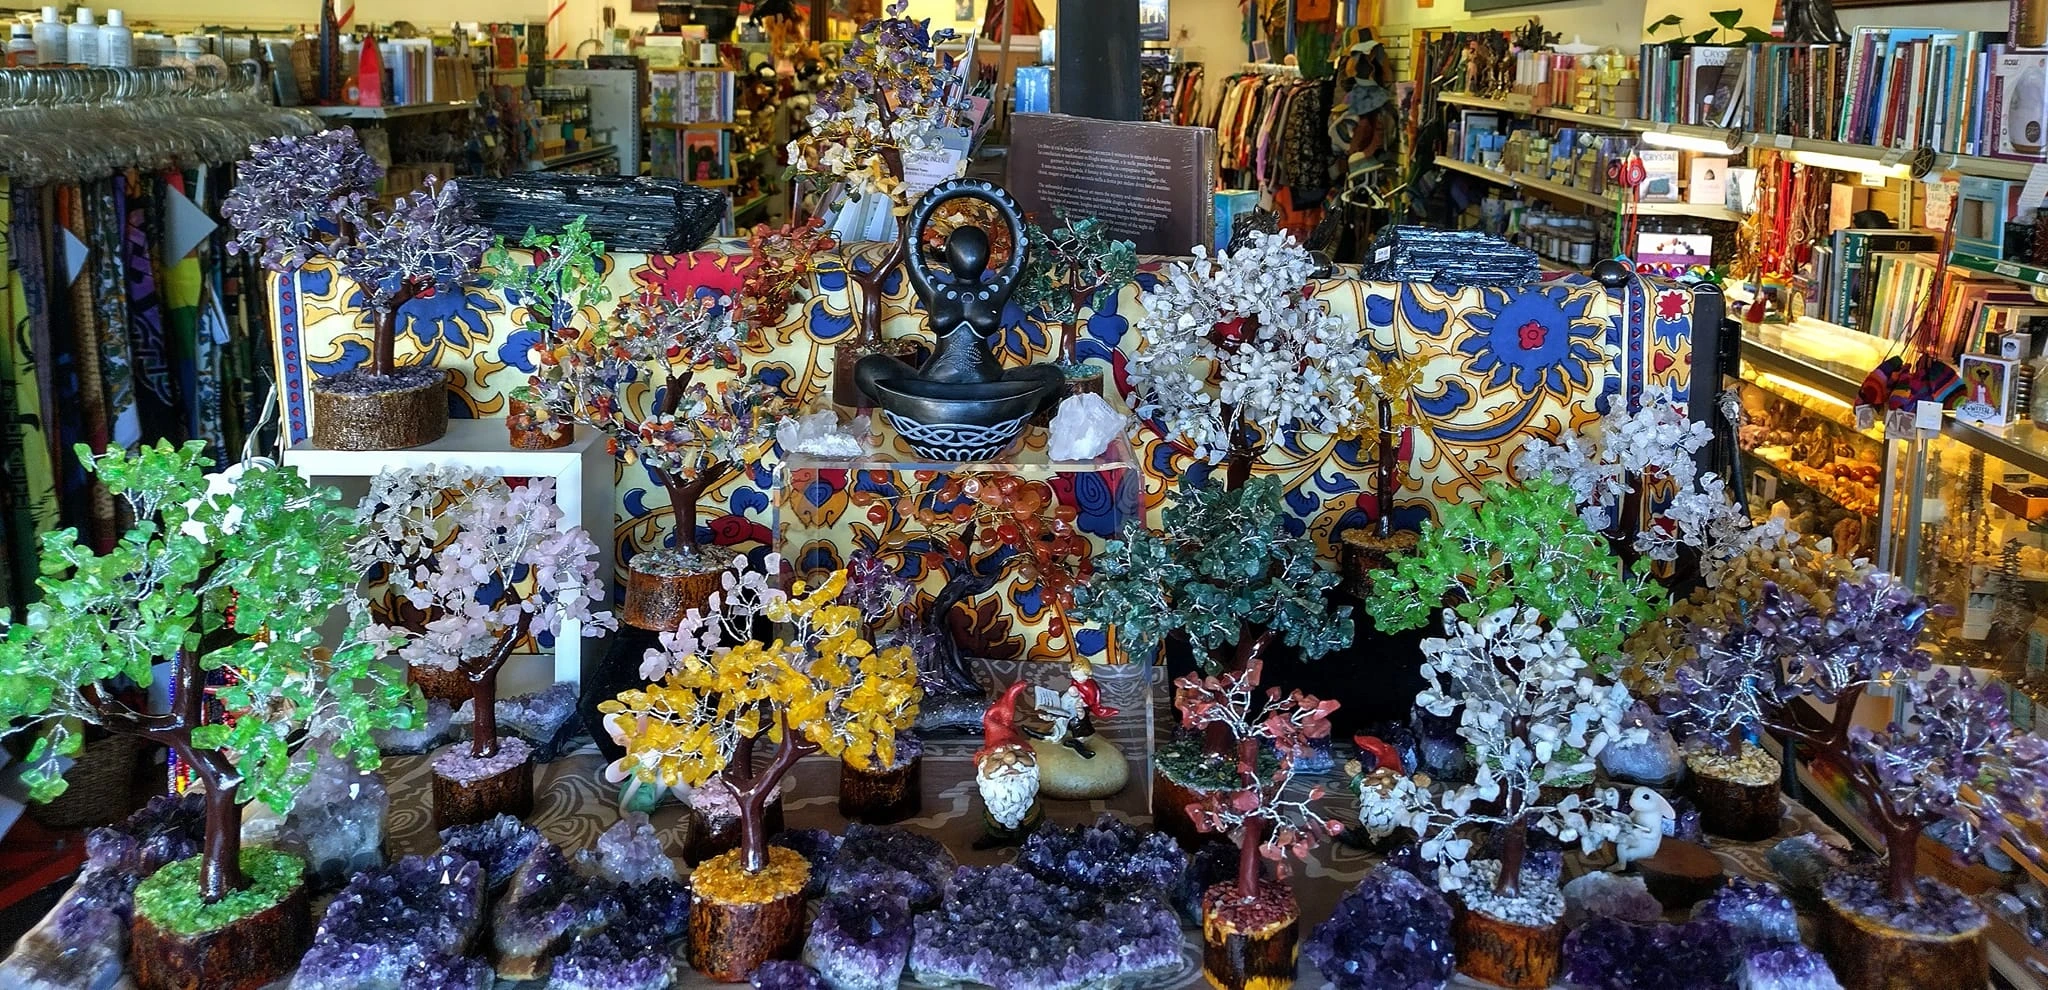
[353,468,615,769]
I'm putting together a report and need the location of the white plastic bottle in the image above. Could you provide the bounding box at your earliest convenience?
[32,7,64,65]
[7,24,37,67]
[99,9,131,67]
[67,7,97,67]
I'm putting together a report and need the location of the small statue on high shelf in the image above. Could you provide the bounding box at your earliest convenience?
[1033,657,1120,758]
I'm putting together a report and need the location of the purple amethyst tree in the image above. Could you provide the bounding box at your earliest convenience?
[221,129,491,450]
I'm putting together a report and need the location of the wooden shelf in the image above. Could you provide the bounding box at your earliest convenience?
[306,100,474,120]
[528,146,618,171]
[645,120,743,130]
[1435,157,1513,185]
[1435,157,1738,221]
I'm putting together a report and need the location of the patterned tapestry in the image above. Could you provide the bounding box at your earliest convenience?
[270,242,1698,665]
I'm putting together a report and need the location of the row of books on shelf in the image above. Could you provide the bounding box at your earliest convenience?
[649,68,734,124]
[1637,28,2036,161]
[1803,232,2048,359]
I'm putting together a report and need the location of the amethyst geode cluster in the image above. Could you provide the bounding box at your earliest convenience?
[802,888,915,990]
[825,823,956,910]
[908,862,1183,990]
[1304,864,1456,990]
[1694,878,1840,990]
[1561,917,1742,990]
[291,853,492,990]
[440,813,548,888]
[84,792,207,876]
[493,815,690,986]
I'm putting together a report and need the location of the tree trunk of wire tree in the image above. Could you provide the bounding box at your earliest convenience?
[1234,738,1266,895]
[1376,398,1398,537]
[1204,628,1276,756]
[657,466,727,553]
[467,611,534,759]
[737,713,817,873]
[371,284,421,379]
[1495,813,1532,898]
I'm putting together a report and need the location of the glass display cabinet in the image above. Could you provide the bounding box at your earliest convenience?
[1739,317,2048,988]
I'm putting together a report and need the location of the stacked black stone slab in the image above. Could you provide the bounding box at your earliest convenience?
[1361,225,1540,285]
[458,173,728,253]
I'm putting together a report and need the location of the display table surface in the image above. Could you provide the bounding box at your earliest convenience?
[11,709,1840,990]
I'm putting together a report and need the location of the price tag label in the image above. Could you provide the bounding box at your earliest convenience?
[1879,146,1907,167]
[1884,408,1918,440]
[2021,162,2048,215]
[1772,134,1794,149]
[1656,121,1672,133]
[1917,399,1945,430]
[1855,404,1877,431]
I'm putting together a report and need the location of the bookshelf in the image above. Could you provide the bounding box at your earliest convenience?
[1437,90,2036,182]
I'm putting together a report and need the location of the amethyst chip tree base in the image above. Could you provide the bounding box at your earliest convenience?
[1819,872,1988,990]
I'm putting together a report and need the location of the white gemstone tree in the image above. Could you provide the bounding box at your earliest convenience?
[1359,606,1640,906]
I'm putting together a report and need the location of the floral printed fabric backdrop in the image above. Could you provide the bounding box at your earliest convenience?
[270,241,1698,663]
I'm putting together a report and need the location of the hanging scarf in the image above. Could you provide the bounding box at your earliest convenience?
[125,170,176,437]
[59,185,116,552]
[92,177,140,452]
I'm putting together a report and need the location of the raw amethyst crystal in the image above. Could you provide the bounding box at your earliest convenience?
[0,868,133,990]
[291,853,488,990]
[1738,943,1841,990]
[440,813,546,888]
[1600,701,1685,786]
[826,824,956,910]
[1304,864,1455,990]
[377,699,454,755]
[1694,878,1800,947]
[85,792,205,876]
[1561,917,1741,990]
[1767,834,1854,905]
[1820,871,1987,936]
[550,878,690,990]
[752,960,831,990]
[908,864,1182,990]
[1015,815,1188,898]
[1563,872,1664,927]
[455,683,584,761]
[1669,795,1705,844]
[574,812,678,885]
[803,888,914,990]
[274,742,390,890]
[775,829,843,898]
[493,842,623,971]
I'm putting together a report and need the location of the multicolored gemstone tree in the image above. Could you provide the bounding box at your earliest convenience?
[600,554,920,873]
[1015,212,1139,368]
[0,440,417,904]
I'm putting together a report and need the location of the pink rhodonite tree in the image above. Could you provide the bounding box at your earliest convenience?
[353,468,615,764]
[1178,656,1345,900]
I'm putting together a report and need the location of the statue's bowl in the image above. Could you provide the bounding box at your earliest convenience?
[869,377,1053,462]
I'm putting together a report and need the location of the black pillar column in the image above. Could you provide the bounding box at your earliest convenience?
[1054,0,1140,120]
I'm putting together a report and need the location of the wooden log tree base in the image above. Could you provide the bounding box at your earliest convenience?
[1635,837,1728,909]
[408,663,472,705]
[1154,766,1241,850]
[1339,528,1420,598]
[506,398,573,449]
[431,752,535,830]
[1201,883,1299,990]
[685,794,786,865]
[623,546,740,632]
[1452,904,1563,990]
[131,879,312,990]
[1820,893,1989,990]
[688,847,811,982]
[309,369,450,451]
[1688,764,1783,842]
[838,752,922,824]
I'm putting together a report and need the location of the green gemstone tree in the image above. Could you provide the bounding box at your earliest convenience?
[0,440,417,907]
[1073,475,1352,758]
[1014,212,1139,371]
[1365,478,1665,666]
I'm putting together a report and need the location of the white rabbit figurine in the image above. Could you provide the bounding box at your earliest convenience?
[1615,786,1677,869]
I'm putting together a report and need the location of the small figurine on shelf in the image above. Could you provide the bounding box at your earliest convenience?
[0,441,419,990]
[222,129,491,451]
[1073,475,1352,843]
[1666,575,2048,988]
[1176,657,1344,990]
[351,467,614,829]
[484,217,614,449]
[1019,655,1129,799]
[1015,211,1140,396]
[788,0,969,404]
[600,554,919,980]
[523,288,786,631]
[973,681,1043,847]
[1356,605,1640,989]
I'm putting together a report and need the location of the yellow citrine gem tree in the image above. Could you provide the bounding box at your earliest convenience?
[600,552,920,873]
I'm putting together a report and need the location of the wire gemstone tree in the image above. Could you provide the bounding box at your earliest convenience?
[0,441,416,909]
[1015,211,1139,374]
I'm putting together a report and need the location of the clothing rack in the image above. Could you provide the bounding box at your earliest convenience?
[0,59,300,615]
[1240,61,1302,77]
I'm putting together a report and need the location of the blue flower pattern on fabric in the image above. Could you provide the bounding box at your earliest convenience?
[1460,287,1602,398]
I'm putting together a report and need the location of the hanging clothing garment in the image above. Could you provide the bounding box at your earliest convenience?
[979,0,1044,41]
